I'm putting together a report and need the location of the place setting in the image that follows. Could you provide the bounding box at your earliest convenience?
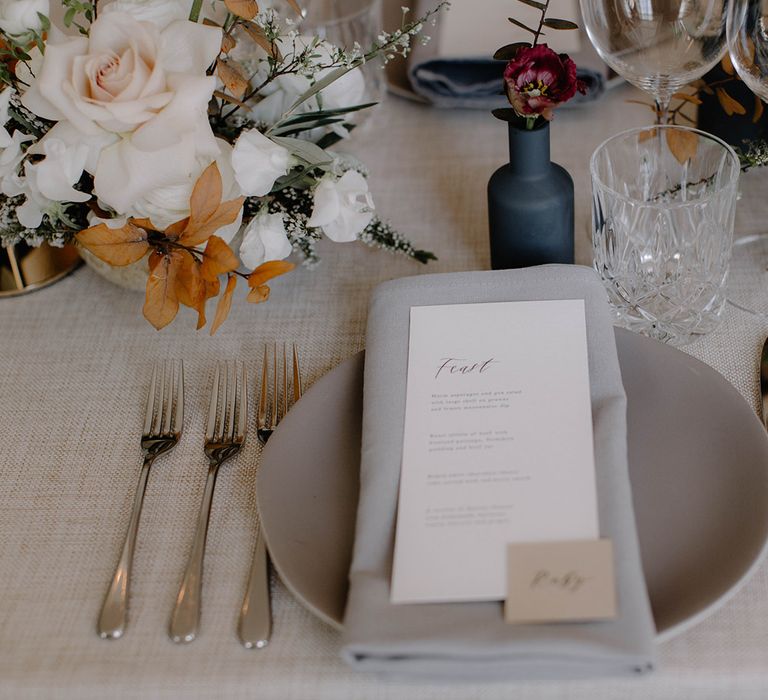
[1,0,768,696]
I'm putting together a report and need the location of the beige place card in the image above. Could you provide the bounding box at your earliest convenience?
[505,539,616,624]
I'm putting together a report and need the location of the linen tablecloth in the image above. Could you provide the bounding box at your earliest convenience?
[1,84,768,699]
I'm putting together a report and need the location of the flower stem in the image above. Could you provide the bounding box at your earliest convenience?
[525,116,536,130]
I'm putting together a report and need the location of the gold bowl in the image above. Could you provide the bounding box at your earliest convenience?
[0,242,81,297]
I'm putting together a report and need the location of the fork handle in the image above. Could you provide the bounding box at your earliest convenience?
[97,455,154,640]
[169,462,219,644]
[238,528,272,648]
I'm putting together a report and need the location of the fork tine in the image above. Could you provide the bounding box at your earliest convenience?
[257,345,268,430]
[226,360,237,439]
[206,363,221,441]
[152,361,166,435]
[172,360,185,435]
[143,362,159,436]
[162,360,174,436]
[281,343,288,419]
[292,343,302,402]
[271,342,278,429]
[237,361,247,440]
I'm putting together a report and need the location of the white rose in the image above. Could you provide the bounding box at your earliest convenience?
[307,170,374,243]
[128,139,243,242]
[231,129,292,197]
[0,0,48,36]
[16,138,89,228]
[21,11,221,215]
[239,211,292,270]
[243,37,366,128]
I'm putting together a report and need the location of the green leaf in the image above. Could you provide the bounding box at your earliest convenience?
[542,18,579,29]
[493,42,531,60]
[283,64,361,119]
[271,136,333,167]
[492,108,520,122]
[277,102,378,127]
[63,6,76,26]
[517,0,547,9]
[271,117,347,137]
[507,17,539,35]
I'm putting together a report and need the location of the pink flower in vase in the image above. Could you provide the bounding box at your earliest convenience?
[503,44,586,121]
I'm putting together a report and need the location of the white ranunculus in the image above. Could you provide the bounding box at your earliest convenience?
[0,0,49,36]
[0,130,34,194]
[21,11,221,215]
[231,129,292,197]
[239,211,292,270]
[127,139,243,241]
[16,138,90,228]
[243,37,366,129]
[307,170,374,243]
[0,87,13,148]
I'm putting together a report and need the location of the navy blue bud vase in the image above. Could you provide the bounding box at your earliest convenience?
[487,121,574,269]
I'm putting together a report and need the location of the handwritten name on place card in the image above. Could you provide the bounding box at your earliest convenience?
[505,540,616,624]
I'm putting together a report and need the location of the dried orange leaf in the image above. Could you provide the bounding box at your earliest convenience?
[174,251,204,309]
[225,0,258,19]
[716,87,746,116]
[201,235,240,282]
[76,222,150,266]
[221,32,236,53]
[637,127,658,143]
[285,0,302,15]
[143,251,180,330]
[242,21,280,58]
[190,162,222,225]
[247,260,295,288]
[217,58,249,99]
[164,217,191,238]
[721,53,735,75]
[246,284,271,304]
[210,274,237,336]
[182,197,244,247]
[666,128,698,164]
[213,90,250,109]
[754,95,764,124]
[672,91,702,105]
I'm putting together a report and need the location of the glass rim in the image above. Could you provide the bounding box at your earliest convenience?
[589,125,740,207]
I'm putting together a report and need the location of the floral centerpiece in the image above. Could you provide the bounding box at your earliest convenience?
[0,0,443,331]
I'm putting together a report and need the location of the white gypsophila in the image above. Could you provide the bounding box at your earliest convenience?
[239,211,292,270]
[231,129,292,197]
[15,138,89,228]
[242,37,366,129]
[128,139,243,241]
[306,170,374,243]
[0,0,48,36]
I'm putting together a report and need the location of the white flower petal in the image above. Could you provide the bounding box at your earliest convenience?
[231,130,291,197]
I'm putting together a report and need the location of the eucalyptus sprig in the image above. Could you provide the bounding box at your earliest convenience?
[494,0,578,60]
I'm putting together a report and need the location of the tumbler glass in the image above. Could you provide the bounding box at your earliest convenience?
[591,125,740,346]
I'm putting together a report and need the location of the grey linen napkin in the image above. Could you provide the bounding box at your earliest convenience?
[340,266,656,680]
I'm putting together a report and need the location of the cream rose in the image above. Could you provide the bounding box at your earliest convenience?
[21,11,222,215]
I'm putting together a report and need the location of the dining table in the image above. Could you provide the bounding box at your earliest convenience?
[1,81,768,700]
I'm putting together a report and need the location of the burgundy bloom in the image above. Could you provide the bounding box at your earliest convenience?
[503,44,586,121]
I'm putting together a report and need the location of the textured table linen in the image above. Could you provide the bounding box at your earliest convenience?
[1,85,768,699]
[341,266,656,679]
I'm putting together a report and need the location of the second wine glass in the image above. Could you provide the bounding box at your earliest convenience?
[580,0,730,120]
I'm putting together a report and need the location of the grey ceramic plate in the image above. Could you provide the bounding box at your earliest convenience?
[258,328,768,640]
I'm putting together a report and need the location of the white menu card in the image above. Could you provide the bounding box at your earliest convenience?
[391,300,599,604]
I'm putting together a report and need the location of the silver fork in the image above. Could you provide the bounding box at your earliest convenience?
[98,360,184,640]
[169,360,247,644]
[238,343,302,649]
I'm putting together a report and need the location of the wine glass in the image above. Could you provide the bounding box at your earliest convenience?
[580,0,730,121]
[723,0,768,317]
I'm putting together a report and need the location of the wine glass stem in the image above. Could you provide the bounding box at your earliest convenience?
[655,98,671,125]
